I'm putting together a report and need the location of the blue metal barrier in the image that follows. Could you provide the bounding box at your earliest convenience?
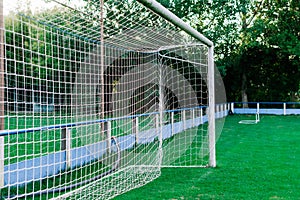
[1,105,222,187]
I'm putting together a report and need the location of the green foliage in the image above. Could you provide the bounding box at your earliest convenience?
[4,0,299,106]
[4,8,87,113]
[225,46,299,102]
[157,0,300,102]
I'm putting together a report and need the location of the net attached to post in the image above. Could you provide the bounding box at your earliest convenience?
[0,0,225,199]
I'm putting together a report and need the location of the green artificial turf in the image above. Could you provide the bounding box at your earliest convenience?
[2,114,300,199]
[115,115,300,200]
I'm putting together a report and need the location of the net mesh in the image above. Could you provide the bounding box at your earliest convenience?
[0,0,225,199]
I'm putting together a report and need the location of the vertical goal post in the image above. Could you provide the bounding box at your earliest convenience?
[0,0,5,189]
[0,0,226,199]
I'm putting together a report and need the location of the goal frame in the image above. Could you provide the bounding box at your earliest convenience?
[137,0,216,167]
[0,0,5,188]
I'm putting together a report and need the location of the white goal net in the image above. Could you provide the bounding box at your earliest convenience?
[0,0,226,199]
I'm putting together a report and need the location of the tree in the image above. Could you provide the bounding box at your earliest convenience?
[229,0,300,103]
[4,7,85,113]
[157,0,300,103]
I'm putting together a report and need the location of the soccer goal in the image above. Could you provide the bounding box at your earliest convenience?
[238,112,260,124]
[238,103,260,124]
[0,0,225,199]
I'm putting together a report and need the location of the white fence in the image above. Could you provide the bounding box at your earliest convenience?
[231,102,300,115]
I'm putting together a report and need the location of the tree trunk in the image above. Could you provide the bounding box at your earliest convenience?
[290,92,298,108]
[241,72,248,108]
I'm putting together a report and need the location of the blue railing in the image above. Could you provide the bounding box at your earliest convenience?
[0,106,208,137]
[2,101,298,188]
[1,105,228,187]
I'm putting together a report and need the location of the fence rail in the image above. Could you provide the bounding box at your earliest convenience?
[2,102,298,188]
[231,102,300,115]
[0,104,229,188]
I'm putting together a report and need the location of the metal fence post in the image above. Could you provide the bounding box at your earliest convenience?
[61,128,71,168]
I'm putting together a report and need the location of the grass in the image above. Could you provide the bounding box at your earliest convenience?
[2,114,300,199]
[115,115,300,199]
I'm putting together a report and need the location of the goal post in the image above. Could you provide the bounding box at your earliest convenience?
[137,0,216,168]
[0,0,224,199]
[136,0,214,47]
[208,46,216,167]
[0,0,5,189]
